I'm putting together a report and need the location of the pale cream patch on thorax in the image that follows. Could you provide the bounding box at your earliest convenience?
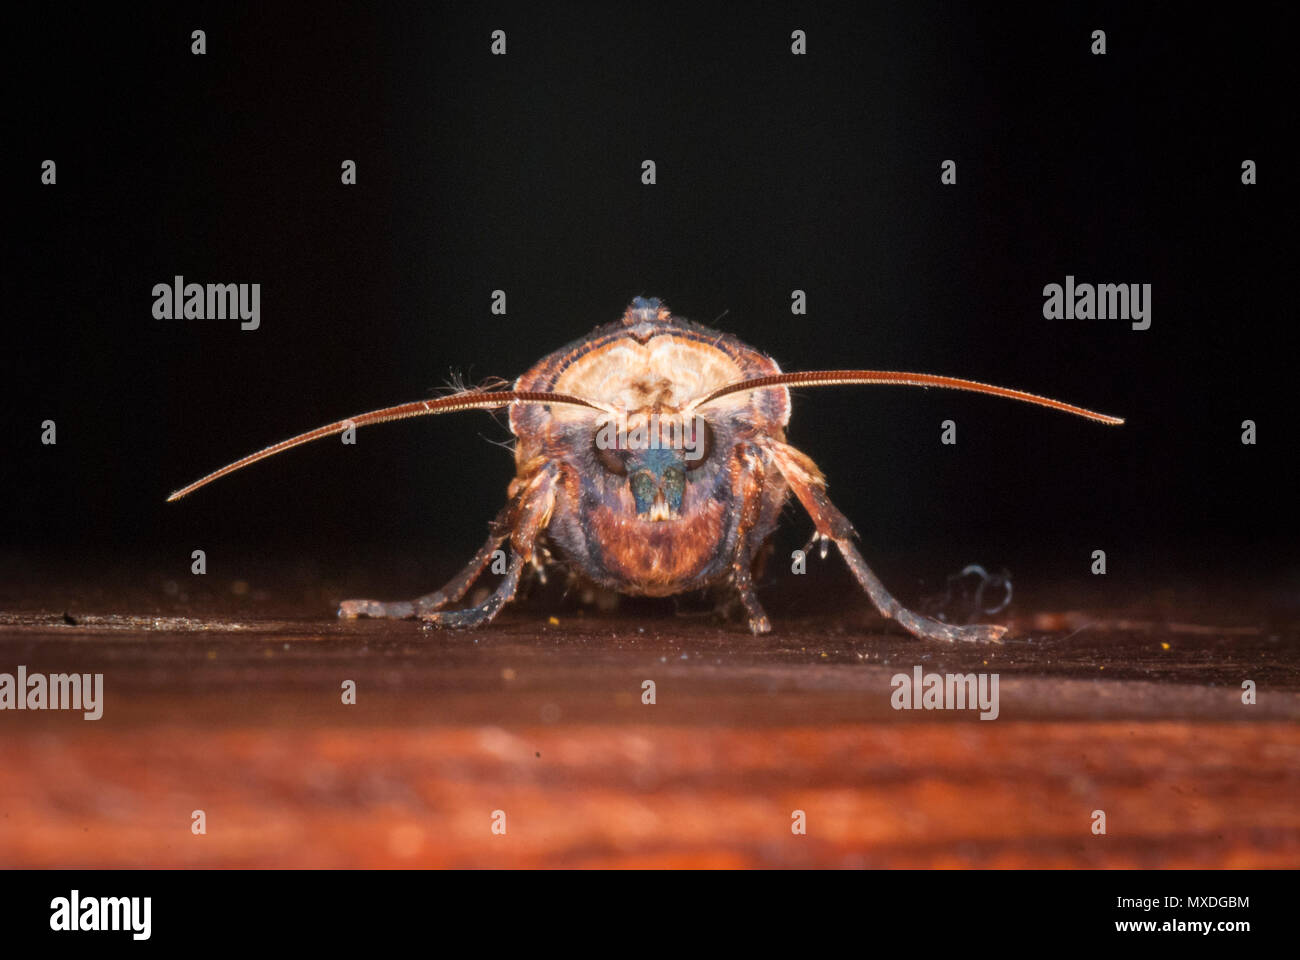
[552,335,744,417]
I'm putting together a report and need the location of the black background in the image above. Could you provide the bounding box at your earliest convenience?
[7,3,1292,607]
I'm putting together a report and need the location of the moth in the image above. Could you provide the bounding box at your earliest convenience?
[169,297,1123,643]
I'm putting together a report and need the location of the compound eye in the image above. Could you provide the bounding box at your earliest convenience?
[682,418,715,472]
[593,430,629,476]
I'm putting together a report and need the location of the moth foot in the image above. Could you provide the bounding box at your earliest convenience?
[893,612,1007,644]
[419,606,495,629]
[338,598,415,620]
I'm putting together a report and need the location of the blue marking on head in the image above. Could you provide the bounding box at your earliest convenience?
[627,447,686,518]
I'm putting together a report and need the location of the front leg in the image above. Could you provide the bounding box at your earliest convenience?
[339,462,559,629]
[338,502,518,620]
[419,550,526,628]
[770,440,1007,643]
[420,462,559,629]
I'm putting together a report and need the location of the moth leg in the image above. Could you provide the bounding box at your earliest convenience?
[728,443,772,634]
[338,502,518,620]
[732,564,771,634]
[835,538,1006,643]
[421,462,560,630]
[769,441,1006,643]
[420,551,526,628]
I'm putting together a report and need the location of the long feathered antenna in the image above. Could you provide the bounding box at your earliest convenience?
[687,370,1124,425]
[166,389,605,502]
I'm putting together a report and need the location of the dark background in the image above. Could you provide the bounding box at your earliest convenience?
[6,3,1292,610]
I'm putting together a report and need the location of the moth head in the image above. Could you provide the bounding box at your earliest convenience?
[592,412,716,521]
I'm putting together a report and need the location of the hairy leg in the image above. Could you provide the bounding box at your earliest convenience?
[335,502,517,621]
[337,503,518,620]
[835,537,1006,643]
[419,462,560,628]
[419,550,526,628]
[727,443,773,634]
[770,440,1007,643]
[338,457,560,629]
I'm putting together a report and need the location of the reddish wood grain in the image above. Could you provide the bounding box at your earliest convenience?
[2,722,1298,868]
[1,565,1296,868]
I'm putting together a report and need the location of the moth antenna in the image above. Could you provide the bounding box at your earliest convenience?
[688,370,1124,426]
[166,389,603,502]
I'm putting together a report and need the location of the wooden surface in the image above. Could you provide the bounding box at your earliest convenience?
[1,560,1297,868]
